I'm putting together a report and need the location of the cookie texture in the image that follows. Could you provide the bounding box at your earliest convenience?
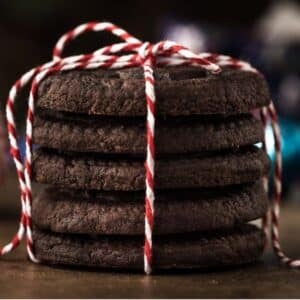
[32,182,267,235]
[33,111,264,154]
[32,224,265,270]
[32,146,270,191]
[36,66,271,116]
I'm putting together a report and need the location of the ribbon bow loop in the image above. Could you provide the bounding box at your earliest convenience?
[51,21,221,74]
[52,21,142,61]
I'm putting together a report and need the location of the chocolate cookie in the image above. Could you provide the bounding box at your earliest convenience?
[32,146,270,191]
[36,66,271,116]
[32,224,265,270]
[33,111,264,154]
[32,182,267,235]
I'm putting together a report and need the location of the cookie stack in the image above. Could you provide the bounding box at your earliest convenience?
[32,66,270,271]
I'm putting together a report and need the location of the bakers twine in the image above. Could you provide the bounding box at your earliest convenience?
[0,114,8,185]
[1,21,298,273]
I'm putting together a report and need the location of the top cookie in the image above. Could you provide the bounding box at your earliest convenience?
[36,66,271,116]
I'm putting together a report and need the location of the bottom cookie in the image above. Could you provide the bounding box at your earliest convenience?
[33,224,265,271]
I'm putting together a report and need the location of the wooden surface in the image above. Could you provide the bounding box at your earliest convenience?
[1,205,300,298]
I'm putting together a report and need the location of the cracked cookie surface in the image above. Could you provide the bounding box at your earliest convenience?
[33,111,264,154]
[33,224,265,270]
[32,182,267,235]
[36,66,271,116]
[32,146,270,191]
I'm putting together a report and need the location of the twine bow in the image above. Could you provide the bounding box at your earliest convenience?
[1,21,299,274]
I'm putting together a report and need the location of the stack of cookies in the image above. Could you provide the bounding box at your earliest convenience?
[32,66,270,271]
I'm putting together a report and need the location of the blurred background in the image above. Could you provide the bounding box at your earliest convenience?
[0,0,299,218]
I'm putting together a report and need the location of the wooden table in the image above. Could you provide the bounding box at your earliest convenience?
[1,205,300,298]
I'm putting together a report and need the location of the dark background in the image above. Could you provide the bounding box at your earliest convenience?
[0,0,300,217]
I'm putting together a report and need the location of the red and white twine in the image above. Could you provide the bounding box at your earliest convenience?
[0,114,8,185]
[1,21,299,273]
